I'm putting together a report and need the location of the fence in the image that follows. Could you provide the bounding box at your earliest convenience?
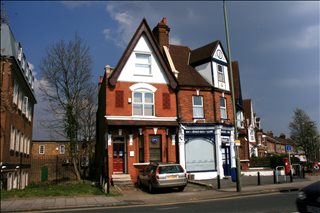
[29,156,77,184]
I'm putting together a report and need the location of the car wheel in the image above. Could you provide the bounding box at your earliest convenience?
[178,186,185,192]
[148,182,154,194]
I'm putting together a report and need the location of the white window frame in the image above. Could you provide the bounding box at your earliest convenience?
[10,126,15,150]
[39,145,45,154]
[18,91,23,111]
[132,90,155,117]
[220,97,227,119]
[22,96,28,115]
[15,130,20,152]
[217,64,225,82]
[192,96,204,118]
[60,145,65,154]
[13,80,19,105]
[27,138,30,155]
[20,133,24,153]
[134,52,152,76]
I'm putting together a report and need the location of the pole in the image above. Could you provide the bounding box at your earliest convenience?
[223,0,241,192]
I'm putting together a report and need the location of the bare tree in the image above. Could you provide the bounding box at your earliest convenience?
[289,108,320,162]
[39,34,95,181]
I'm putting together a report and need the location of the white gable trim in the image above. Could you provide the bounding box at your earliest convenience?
[213,44,227,63]
[129,83,157,92]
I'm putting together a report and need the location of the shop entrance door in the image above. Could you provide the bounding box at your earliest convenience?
[113,142,124,173]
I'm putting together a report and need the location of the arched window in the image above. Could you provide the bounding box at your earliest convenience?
[130,83,156,117]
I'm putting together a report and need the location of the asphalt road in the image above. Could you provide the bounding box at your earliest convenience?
[38,191,299,213]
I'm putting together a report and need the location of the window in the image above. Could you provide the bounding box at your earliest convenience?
[22,96,28,115]
[27,139,30,155]
[217,65,225,82]
[135,53,151,76]
[60,145,65,154]
[220,97,227,119]
[18,92,23,110]
[133,91,154,116]
[10,126,15,150]
[13,80,19,105]
[192,96,204,118]
[20,133,24,153]
[149,135,161,162]
[115,90,124,108]
[39,145,45,154]
[15,130,20,152]
[139,135,144,163]
[162,93,171,109]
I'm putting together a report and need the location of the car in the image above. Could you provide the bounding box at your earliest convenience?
[296,181,320,213]
[137,162,188,193]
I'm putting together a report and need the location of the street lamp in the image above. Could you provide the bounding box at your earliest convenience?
[223,0,242,192]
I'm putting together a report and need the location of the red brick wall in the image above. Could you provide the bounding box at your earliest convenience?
[213,91,234,124]
[177,88,214,123]
[106,82,177,118]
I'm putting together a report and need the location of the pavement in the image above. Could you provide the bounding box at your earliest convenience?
[1,175,319,212]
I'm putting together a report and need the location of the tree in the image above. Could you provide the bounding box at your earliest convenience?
[39,34,96,181]
[289,108,320,162]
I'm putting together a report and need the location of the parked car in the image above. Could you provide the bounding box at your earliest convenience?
[296,181,320,213]
[137,162,188,193]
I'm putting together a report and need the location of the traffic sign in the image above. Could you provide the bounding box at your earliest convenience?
[285,145,292,152]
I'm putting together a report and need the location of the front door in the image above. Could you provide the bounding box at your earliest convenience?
[113,143,124,173]
[222,146,231,176]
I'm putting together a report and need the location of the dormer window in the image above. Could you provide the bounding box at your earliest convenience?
[217,64,225,82]
[135,53,151,76]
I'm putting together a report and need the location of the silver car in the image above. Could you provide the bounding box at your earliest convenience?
[137,163,188,193]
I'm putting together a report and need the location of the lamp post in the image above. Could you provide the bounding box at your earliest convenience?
[223,0,241,192]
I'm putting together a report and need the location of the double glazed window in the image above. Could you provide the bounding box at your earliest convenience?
[135,53,151,76]
[220,97,227,119]
[133,91,154,116]
[192,96,204,118]
[149,135,161,162]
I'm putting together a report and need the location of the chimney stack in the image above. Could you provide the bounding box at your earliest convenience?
[105,65,112,78]
[152,17,170,48]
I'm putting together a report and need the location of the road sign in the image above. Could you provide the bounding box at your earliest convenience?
[235,140,241,146]
[285,145,292,152]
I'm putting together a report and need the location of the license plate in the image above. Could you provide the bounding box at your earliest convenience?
[307,205,320,213]
[167,175,178,179]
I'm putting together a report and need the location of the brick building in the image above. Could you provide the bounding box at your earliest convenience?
[0,22,36,190]
[30,140,76,183]
[96,17,245,183]
[96,18,179,184]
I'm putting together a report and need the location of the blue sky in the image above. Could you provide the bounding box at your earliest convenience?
[4,1,319,140]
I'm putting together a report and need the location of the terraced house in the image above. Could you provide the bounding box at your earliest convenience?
[96,18,242,184]
[0,22,36,190]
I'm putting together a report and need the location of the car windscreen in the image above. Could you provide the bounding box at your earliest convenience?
[159,165,184,174]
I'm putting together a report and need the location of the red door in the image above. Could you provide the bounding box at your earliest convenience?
[113,143,124,173]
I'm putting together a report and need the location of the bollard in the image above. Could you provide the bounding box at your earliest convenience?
[273,170,277,184]
[290,170,293,182]
[217,175,221,189]
[257,171,261,185]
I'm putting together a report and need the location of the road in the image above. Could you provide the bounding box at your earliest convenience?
[38,191,299,213]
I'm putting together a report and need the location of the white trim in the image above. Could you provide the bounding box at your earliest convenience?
[129,83,157,92]
[105,115,177,121]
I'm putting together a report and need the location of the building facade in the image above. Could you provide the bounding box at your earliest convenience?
[0,22,36,190]
[96,19,179,184]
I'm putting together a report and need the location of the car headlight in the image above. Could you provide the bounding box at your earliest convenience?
[298,191,306,200]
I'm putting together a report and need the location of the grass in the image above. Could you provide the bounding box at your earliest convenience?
[0,181,118,199]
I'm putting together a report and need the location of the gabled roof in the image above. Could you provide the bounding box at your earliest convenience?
[108,18,178,89]
[232,61,243,110]
[169,45,211,87]
[189,40,228,66]
[243,99,252,123]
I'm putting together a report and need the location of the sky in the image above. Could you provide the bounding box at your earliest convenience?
[4,1,319,140]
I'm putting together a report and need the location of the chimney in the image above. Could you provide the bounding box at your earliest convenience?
[105,65,112,78]
[152,17,170,47]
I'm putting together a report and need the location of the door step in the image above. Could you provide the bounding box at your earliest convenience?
[111,174,132,185]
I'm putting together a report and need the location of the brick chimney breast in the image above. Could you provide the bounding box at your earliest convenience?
[152,17,170,47]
